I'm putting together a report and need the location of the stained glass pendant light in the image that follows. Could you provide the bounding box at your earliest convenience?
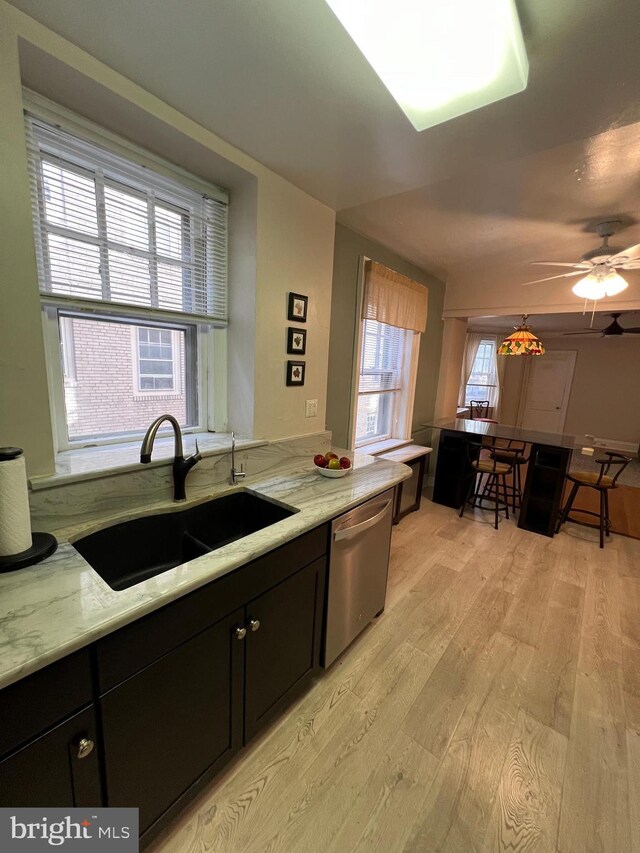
[497,315,545,355]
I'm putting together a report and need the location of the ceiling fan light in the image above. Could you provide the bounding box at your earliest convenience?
[603,271,628,297]
[572,274,607,300]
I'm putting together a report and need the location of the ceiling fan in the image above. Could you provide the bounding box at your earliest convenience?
[562,312,640,337]
[523,220,640,299]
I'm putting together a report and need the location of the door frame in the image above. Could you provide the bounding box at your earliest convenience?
[516,349,577,432]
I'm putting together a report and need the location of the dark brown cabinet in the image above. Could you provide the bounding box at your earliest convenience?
[244,557,325,741]
[0,708,101,808]
[101,608,244,835]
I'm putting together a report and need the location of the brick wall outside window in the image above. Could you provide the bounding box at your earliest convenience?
[63,317,187,439]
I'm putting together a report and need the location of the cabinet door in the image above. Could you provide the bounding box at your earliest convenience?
[100,608,244,836]
[0,707,101,807]
[244,557,325,741]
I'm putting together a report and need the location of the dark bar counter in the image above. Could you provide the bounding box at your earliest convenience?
[425,418,576,537]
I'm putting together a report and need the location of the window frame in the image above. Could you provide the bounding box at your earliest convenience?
[42,305,217,450]
[349,257,421,450]
[132,326,183,397]
[27,93,228,451]
[464,337,499,406]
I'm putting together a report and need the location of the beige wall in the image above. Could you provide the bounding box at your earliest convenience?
[0,2,336,474]
[326,224,445,448]
[444,276,640,320]
[433,318,467,419]
[500,336,640,444]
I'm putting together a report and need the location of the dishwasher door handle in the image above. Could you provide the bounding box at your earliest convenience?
[333,501,392,542]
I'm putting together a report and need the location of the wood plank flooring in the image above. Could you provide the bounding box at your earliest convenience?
[149,500,640,853]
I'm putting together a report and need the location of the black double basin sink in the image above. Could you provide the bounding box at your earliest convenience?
[73,491,295,591]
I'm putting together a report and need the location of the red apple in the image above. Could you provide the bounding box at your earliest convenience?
[339,457,351,469]
[314,454,327,468]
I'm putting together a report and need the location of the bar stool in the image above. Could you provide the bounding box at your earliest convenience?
[459,437,514,530]
[555,451,631,548]
[485,439,528,512]
[469,400,498,424]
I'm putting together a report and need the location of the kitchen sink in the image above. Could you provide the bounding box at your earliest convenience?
[73,491,296,591]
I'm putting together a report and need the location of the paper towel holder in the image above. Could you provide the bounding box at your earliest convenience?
[0,532,58,573]
[0,446,58,573]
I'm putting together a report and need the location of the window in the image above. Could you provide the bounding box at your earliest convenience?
[352,259,427,450]
[136,327,178,393]
[26,101,228,447]
[465,338,499,406]
[354,319,412,446]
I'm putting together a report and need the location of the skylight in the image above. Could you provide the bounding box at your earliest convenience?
[324,0,529,131]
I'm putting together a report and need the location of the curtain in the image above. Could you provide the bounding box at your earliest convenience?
[494,346,506,420]
[362,260,428,333]
[458,333,483,407]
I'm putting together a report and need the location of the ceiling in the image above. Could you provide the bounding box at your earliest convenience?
[468,310,640,334]
[9,0,640,298]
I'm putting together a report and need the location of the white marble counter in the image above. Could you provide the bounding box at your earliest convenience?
[0,452,411,689]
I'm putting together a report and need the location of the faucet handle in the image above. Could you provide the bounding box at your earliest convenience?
[193,438,202,460]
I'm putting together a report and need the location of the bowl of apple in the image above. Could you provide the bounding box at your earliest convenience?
[313,452,352,478]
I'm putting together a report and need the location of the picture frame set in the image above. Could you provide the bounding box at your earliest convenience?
[286,293,308,386]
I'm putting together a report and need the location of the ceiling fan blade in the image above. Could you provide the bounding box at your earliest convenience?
[622,327,640,333]
[610,243,640,263]
[522,271,585,285]
[620,261,640,269]
[562,331,602,336]
[530,261,591,268]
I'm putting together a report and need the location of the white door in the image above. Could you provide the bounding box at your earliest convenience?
[518,351,577,433]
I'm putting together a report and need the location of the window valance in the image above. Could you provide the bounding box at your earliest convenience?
[362,260,428,333]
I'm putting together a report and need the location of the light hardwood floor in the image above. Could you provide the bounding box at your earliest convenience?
[149,500,640,853]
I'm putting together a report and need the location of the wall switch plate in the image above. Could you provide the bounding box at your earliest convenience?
[305,399,318,418]
[581,446,595,456]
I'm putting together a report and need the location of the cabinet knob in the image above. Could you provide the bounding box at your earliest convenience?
[77,737,95,759]
[235,626,247,640]
[249,618,261,632]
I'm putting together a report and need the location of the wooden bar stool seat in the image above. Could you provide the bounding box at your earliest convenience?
[487,440,529,512]
[460,437,514,530]
[555,452,631,548]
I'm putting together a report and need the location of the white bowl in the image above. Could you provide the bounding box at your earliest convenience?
[315,464,351,478]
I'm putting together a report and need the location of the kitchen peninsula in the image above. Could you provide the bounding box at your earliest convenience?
[428,418,576,537]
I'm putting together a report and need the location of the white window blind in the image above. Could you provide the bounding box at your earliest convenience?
[25,114,228,325]
[359,319,405,395]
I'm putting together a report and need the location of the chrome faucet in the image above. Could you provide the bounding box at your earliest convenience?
[140,414,201,502]
[229,431,246,485]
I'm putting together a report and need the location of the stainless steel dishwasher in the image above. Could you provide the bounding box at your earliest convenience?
[322,488,395,667]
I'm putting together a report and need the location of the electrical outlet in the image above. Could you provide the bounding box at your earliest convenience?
[305,399,318,418]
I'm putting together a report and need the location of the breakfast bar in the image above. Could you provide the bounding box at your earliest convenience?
[426,418,576,537]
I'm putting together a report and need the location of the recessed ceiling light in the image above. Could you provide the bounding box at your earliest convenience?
[324,0,529,131]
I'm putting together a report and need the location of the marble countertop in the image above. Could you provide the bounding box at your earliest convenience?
[0,452,411,689]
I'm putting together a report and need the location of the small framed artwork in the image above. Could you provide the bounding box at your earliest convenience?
[287,292,308,323]
[287,327,307,355]
[286,360,305,386]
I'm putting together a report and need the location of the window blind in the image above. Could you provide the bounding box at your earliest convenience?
[25,114,228,325]
[358,319,405,393]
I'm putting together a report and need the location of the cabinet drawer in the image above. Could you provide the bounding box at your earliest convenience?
[0,649,93,758]
[97,524,327,692]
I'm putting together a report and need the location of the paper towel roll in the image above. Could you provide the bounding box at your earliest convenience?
[0,448,33,557]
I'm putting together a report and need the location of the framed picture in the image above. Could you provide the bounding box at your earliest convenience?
[287,327,307,355]
[287,292,308,323]
[286,360,305,386]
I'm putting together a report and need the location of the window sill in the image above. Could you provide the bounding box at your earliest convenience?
[29,432,268,491]
[357,438,413,457]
